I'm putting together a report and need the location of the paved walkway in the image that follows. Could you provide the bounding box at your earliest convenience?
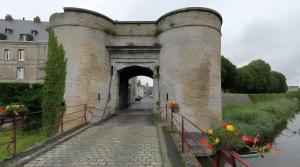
[24,97,162,167]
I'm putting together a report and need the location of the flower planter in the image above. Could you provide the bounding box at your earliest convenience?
[220,150,260,167]
[233,152,260,167]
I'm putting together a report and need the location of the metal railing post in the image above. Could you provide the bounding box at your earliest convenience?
[61,119,64,132]
[216,150,221,167]
[230,155,237,167]
[13,118,16,154]
[181,116,185,153]
[171,110,174,129]
[166,93,168,121]
[84,104,87,123]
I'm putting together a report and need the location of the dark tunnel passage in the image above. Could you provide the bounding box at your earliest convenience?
[118,66,153,109]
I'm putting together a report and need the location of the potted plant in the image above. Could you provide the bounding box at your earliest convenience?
[4,104,26,117]
[206,123,275,167]
[168,100,179,113]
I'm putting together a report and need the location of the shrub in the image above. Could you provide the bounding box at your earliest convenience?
[0,83,43,131]
[42,30,66,137]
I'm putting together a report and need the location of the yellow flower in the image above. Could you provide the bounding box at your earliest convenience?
[6,106,10,110]
[214,138,220,144]
[226,125,235,132]
[207,129,213,135]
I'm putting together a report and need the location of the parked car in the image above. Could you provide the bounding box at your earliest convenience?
[135,96,142,101]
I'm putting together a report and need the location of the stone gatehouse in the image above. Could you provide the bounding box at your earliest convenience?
[49,7,222,129]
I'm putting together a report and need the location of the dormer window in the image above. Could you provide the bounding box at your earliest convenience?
[19,34,33,41]
[31,30,38,36]
[5,28,13,34]
[0,33,7,40]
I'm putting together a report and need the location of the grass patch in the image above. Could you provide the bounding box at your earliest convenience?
[0,129,47,161]
[223,98,300,143]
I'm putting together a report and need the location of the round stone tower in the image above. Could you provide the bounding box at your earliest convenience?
[157,8,222,129]
[49,8,114,108]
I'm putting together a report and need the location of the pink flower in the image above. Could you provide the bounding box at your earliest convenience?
[241,136,254,143]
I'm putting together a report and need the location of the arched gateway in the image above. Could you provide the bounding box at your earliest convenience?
[49,7,222,129]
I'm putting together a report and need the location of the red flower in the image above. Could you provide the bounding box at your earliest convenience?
[266,143,272,149]
[235,130,241,136]
[241,136,254,143]
[207,144,212,150]
[201,138,207,145]
[222,122,228,129]
[0,108,5,113]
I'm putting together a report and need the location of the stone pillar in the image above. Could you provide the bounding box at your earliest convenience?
[158,8,222,129]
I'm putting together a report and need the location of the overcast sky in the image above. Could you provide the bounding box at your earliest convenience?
[1,0,299,86]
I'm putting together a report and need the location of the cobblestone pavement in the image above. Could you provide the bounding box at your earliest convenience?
[24,98,162,167]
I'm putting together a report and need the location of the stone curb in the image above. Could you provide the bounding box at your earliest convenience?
[156,123,171,167]
[1,113,116,167]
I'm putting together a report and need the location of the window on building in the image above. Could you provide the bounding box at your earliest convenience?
[17,67,25,80]
[19,34,33,41]
[4,49,10,60]
[0,33,7,40]
[18,49,25,61]
[31,30,38,36]
[5,28,13,34]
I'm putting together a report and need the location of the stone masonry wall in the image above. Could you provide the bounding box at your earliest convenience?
[49,7,222,130]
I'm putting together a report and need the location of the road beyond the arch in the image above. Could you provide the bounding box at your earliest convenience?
[24,97,162,167]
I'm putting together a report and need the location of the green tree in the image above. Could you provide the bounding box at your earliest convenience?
[247,60,271,93]
[235,67,254,93]
[271,71,288,93]
[42,30,66,137]
[221,56,237,92]
[269,72,280,93]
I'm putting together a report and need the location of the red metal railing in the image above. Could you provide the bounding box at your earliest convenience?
[161,104,251,167]
[0,104,110,157]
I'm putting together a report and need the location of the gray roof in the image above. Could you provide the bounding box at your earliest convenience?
[0,19,48,42]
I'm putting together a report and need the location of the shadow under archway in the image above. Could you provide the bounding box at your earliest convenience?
[118,66,153,109]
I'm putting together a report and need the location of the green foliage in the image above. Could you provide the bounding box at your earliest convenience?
[0,83,43,131]
[223,98,300,143]
[0,129,46,161]
[248,93,287,103]
[42,30,66,137]
[269,72,280,93]
[240,59,271,93]
[235,67,254,93]
[221,57,288,94]
[221,56,237,92]
[271,71,288,93]
[207,127,244,152]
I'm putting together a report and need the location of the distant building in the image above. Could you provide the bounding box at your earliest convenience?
[143,82,153,96]
[288,86,299,92]
[136,79,144,98]
[0,16,48,83]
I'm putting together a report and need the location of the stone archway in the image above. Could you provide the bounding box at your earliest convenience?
[117,65,153,109]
